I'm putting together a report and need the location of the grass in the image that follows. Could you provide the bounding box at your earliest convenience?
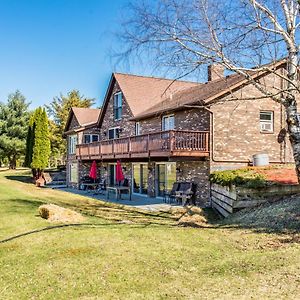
[0,169,300,299]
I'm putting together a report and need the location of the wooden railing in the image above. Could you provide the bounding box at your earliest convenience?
[76,130,209,159]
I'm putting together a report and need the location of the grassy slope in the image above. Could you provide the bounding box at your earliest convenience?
[0,170,299,300]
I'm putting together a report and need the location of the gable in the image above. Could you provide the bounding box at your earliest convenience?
[65,111,80,133]
[97,73,201,127]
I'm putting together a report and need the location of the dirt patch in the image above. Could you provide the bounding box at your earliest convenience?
[38,204,85,223]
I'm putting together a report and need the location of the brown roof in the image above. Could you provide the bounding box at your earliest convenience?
[113,73,201,116]
[64,107,101,134]
[132,74,244,120]
[132,60,286,120]
[72,107,101,127]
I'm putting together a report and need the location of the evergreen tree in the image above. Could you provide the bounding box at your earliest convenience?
[24,114,35,168]
[0,91,30,169]
[30,107,51,178]
[46,90,95,165]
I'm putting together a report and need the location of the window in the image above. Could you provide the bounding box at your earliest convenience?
[68,135,78,154]
[84,134,99,144]
[162,115,175,131]
[108,127,120,139]
[135,122,141,136]
[260,111,274,133]
[114,92,123,120]
[69,162,78,183]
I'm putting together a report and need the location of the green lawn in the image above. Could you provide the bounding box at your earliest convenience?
[0,169,299,299]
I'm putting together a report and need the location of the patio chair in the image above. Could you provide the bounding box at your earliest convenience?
[96,179,107,194]
[175,182,196,206]
[79,176,95,190]
[164,182,181,203]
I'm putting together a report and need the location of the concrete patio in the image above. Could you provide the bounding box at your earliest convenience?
[56,187,181,212]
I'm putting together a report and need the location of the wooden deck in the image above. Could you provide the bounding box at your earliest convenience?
[76,130,209,160]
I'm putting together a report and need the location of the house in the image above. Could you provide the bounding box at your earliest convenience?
[64,107,101,184]
[64,60,294,207]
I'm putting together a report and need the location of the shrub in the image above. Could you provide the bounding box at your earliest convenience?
[209,168,266,188]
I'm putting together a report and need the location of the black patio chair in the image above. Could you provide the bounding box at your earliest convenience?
[164,182,181,203]
[175,182,196,206]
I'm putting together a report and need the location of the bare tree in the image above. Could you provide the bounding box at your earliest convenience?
[119,0,300,180]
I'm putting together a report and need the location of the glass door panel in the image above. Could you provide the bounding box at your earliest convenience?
[157,164,166,197]
[141,164,148,194]
[166,163,176,191]
[133,164,141,193]
[109,164,115,186]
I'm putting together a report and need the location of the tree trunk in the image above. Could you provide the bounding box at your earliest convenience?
[285,51,300,183]
[9,155,17,169]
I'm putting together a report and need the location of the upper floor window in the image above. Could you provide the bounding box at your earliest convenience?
[260,111,274,133]
[162,114,175,131]
[84,134,99,144]
[108,127,120,140]
[68,135,78,154]
[114,92,123,120]
[135,122,141,136]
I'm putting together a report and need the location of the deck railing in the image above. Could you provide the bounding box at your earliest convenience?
[76,130,209,159]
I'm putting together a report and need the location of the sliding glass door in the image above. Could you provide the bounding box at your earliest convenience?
[132,163,148,195]
[156,163,176,197]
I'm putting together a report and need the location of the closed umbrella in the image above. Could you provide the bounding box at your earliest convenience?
[89,160,98,182]
[115,160,124,185]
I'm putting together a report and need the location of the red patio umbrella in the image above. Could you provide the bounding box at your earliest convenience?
[89,160,98,182]
[116,160,124,185]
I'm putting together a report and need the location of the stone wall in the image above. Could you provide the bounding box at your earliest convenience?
[100,81,135,139]
[138,108,210,135]
[175,108,210,131]
[176,160,210,207]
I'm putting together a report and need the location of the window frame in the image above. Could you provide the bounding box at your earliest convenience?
[108,127,120,140]
[259,111,274,133]
[69,162,78,183]
[135,122,141,136]
[83,134,99,144]
[68,135,78,155]
[162,114,175,131]
[113,92,123,120]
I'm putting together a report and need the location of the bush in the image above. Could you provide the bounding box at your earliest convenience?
[209,168,266,188]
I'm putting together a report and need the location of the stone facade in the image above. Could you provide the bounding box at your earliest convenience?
[65,68,297,208]
[138,108,210,134]
[100,81,135,139]
[176,160,210,206]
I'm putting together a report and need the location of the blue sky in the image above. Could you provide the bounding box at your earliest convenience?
[0,0,137,108]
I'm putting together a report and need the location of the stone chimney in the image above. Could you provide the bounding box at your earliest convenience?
[208,64,225,81]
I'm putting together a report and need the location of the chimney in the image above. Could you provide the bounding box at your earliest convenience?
[208,64,225,81]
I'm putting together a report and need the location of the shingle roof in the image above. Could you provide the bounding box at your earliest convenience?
[132,74,244,120]
[132,60,286,120]
[72,107,101,127]
[64,107,101,134]
[114,73,201,116]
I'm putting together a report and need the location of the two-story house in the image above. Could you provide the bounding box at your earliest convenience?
[64,107,101,186]
[64,60,294,207]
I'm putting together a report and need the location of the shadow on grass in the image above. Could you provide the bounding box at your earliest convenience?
[0,222,176,244]
[4,198,45,214]
[5,175,33,184]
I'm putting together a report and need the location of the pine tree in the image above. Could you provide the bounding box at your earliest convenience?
[0,91,30,169]
[46,90,95,165]
[31,108,51,178]
[24,114,35,168]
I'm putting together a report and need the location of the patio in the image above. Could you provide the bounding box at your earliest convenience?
[58,187,181,212]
